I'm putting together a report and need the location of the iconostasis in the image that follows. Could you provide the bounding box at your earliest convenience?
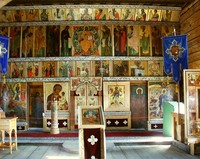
[0,4,180,131]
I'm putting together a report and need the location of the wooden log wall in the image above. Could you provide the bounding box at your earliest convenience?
[180,0,200,68]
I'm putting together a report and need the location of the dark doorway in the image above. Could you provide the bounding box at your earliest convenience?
[130,83,148,130]
[28,83,44,128]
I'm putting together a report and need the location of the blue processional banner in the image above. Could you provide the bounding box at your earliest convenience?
[0,36,9,75]
[163,34,188,83]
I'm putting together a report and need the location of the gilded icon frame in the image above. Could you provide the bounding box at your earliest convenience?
[103,81,130,112]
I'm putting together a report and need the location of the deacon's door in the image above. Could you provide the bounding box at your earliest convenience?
[28,83,44,128]
[130,83,147,130]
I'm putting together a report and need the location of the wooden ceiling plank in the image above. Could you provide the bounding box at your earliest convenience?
[5,0,191,7]
[0,0,12,8]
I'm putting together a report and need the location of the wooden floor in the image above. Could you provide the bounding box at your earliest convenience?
[0,143,199,159]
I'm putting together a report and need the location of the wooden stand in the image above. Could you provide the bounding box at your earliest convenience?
[188,136,200,155]
[78,105,106,159]
[0,117,18,154]
[0,112,5,118]
[172,113,185,143]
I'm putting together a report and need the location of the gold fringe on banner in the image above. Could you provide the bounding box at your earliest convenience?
[2,75,6,84]
[167,76,169,85]
[175,83,179,93]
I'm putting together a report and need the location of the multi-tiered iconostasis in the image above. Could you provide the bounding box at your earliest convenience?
[0,5,180,131]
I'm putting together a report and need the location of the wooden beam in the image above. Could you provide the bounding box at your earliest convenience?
[5,0,190,7]
[0,0,12,8]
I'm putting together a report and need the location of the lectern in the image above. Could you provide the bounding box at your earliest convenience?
[78,105,106,159]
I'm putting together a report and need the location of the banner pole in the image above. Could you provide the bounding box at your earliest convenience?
[2,75,6,84]
[173,26,181,124]
[177,81,181,124]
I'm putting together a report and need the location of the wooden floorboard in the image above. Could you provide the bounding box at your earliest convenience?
[106,153,115,159]
[134,145,155,159]
[40,146,61,159]
[110,146,127,159]
[0,144,200,159]
[168,146,197,159]
[0,145,27,159]
[119,146,142,159]
[155,145,173,159]
[28,146,50,159]
[13,146,38,159]
[141,145,167,159]
[57,148,78,158]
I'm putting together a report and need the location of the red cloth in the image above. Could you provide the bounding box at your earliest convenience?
[84,128,101,159]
